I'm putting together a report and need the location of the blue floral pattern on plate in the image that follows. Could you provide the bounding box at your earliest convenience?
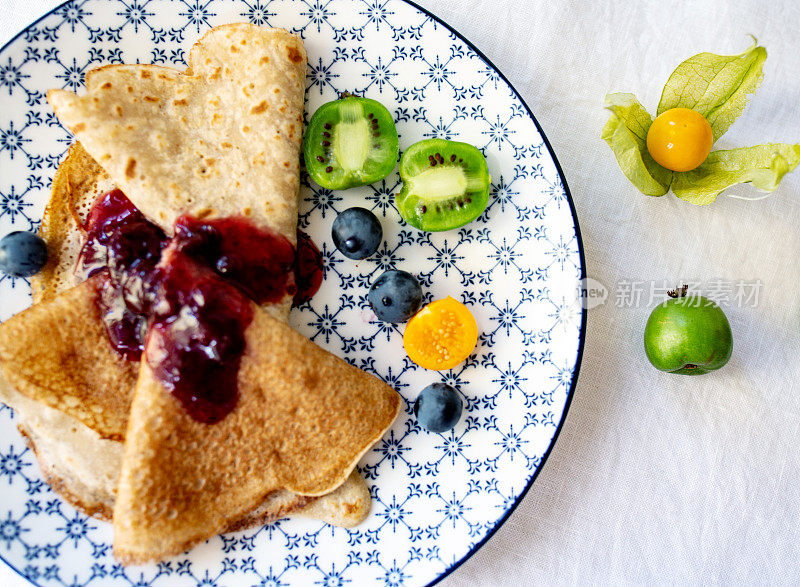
[0,1,585,585]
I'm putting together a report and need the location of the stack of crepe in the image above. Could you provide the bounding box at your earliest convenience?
[0,24,399,564]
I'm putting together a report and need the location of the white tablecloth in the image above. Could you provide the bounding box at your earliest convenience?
[1,0,798,585]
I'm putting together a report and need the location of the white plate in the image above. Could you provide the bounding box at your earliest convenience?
[0,1,586,584]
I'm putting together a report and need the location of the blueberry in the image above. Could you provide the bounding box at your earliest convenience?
[0,231,48,278]
[331,207,382,260]
[414,383,463,433]
[368,269,422,323]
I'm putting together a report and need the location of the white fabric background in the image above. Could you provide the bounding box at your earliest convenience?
[1,0,799,585]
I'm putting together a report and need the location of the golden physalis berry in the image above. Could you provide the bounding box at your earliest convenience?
[646,108,713,172]
[403,296,478,370]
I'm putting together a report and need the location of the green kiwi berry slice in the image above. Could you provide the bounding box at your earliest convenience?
[396,139,491,232]
[303,95,399,190]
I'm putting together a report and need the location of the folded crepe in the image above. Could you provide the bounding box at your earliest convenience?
[115,296,398,562]
[47,24,303,234]
[41,23,399,563]
[0,274,369,528]
[0,141,372,528]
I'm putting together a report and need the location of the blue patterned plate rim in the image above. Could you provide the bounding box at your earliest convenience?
[0,1,587,585]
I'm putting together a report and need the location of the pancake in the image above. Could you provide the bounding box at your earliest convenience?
[0,24,390,550]
[0,378,123,520]
[0,142,372,528]
[0,377,368,529]
[46,24,304,237]
[0,276,134,440]
[48,25,307,324]
[115,301,399,563]
[43,23,399,561]
[31,142,116,303]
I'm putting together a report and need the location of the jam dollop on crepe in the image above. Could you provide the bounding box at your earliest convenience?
[79,189,322,423]
[147,240,253,424]
[79,189,168,360]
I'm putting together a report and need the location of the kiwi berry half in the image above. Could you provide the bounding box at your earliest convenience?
[396,139,491,232]
[304,95,399,190]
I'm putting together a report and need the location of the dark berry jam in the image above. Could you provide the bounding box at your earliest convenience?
[146,245,253,424]
[79,190,325,424]
[293,230,323,306]
[172,215,296,305]
[78,189,168,360]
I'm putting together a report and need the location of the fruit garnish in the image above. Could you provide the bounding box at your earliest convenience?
[0,231,49,278]
[403,296,477,370]
[368,269,423,323]
[332,207,383,260]
[603,40,800,204]
[646,108,713,172]
[304,94,399,190]
[396,138,491,232]
[644,285,733,375]
[414,383,463,433]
